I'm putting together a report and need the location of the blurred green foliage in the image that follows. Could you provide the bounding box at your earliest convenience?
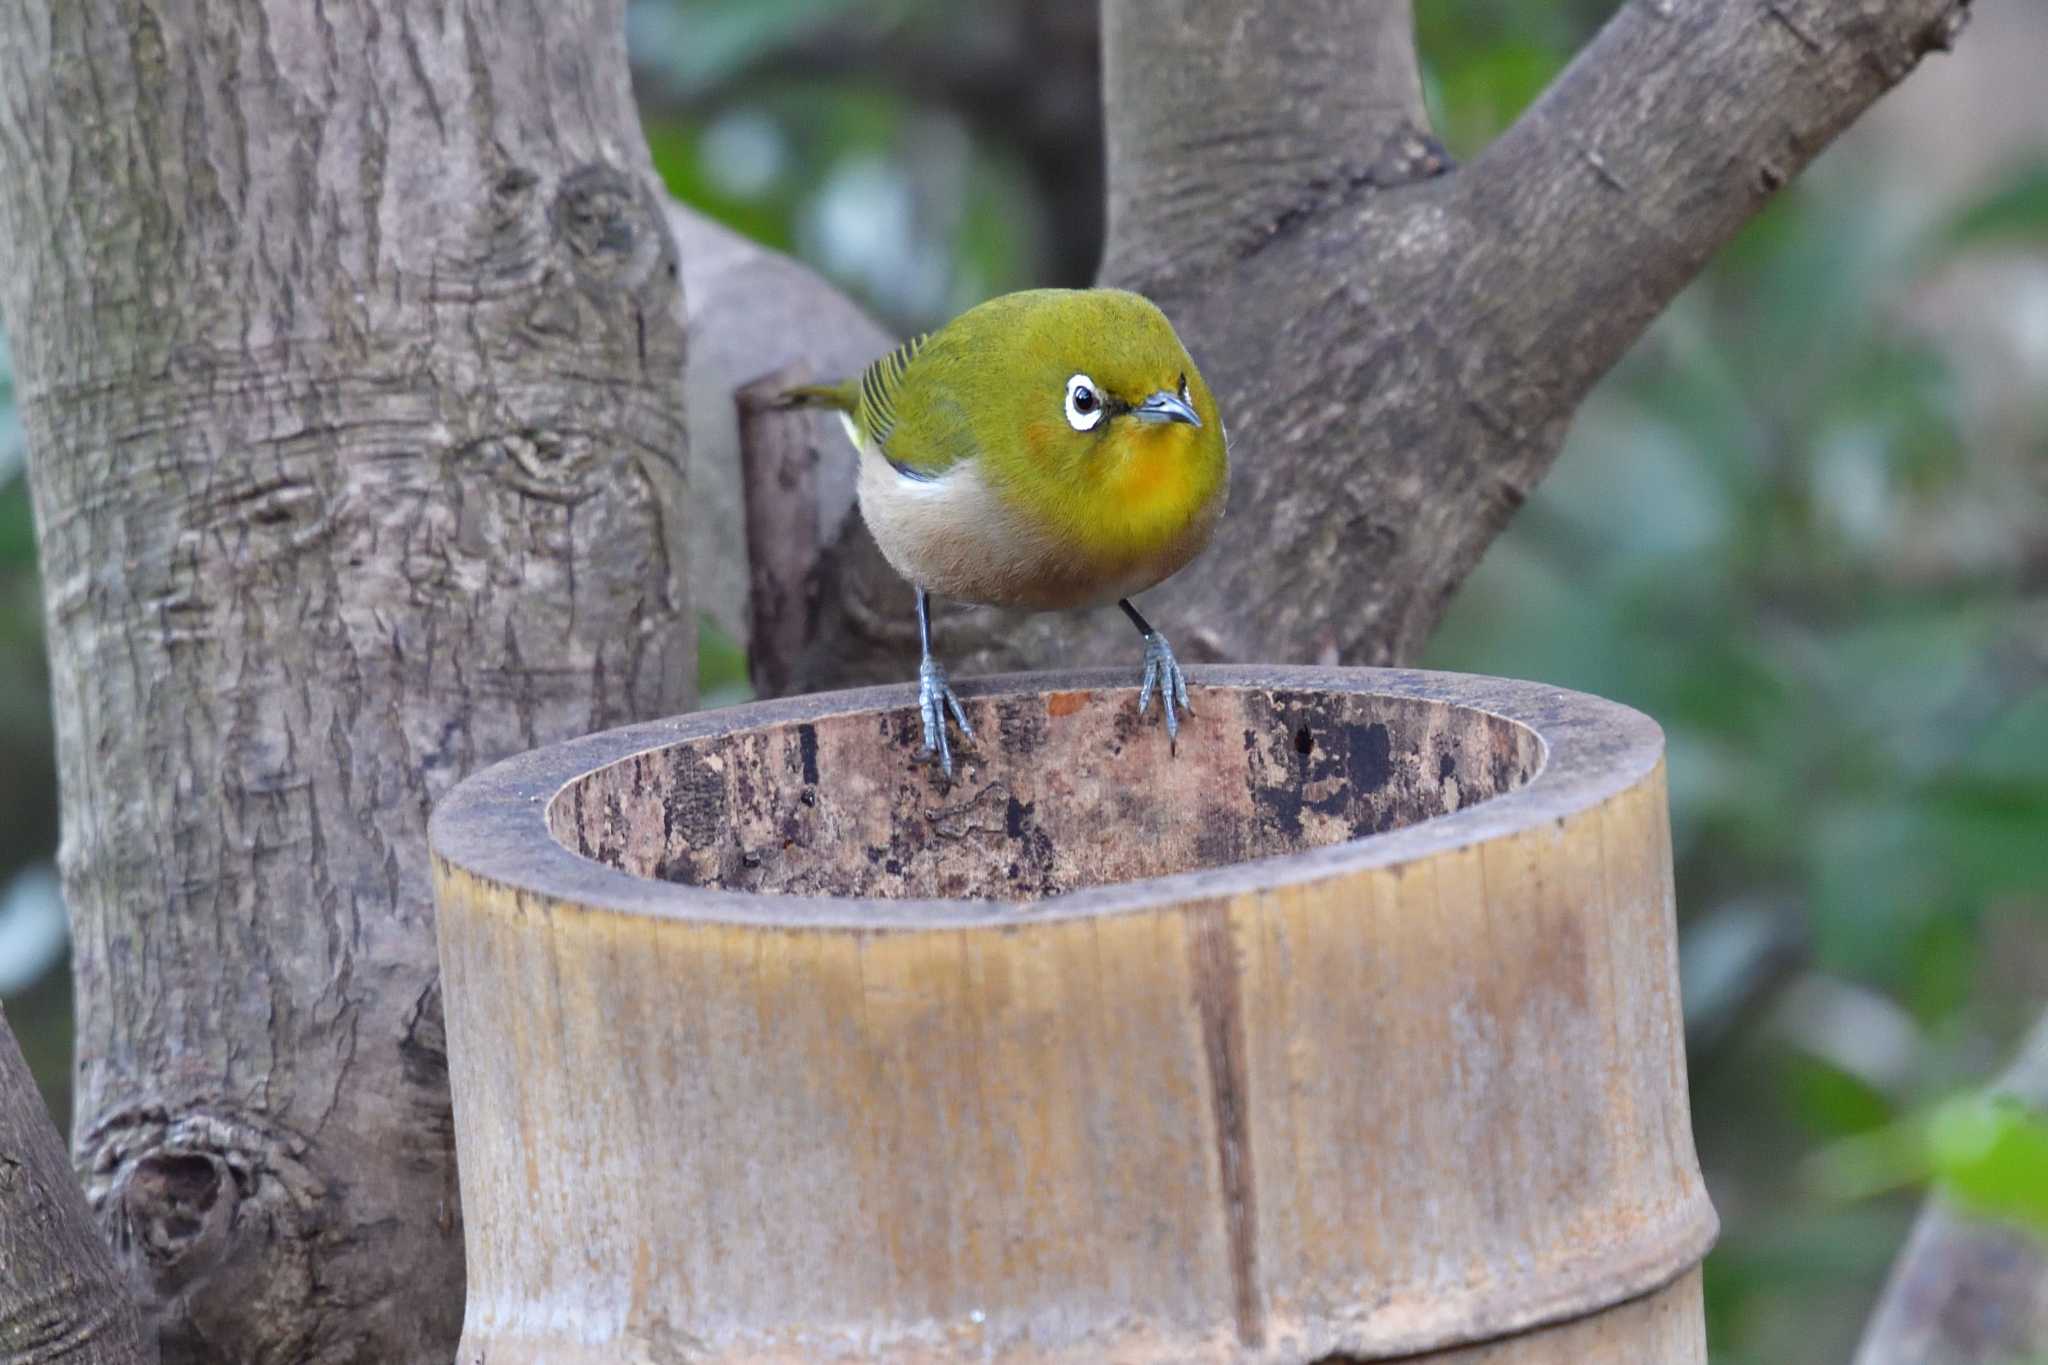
[0,331,73,1130]
[632,0,1066,327]
[1811,1092,2048,1238]
[1413,25,2044,1351]
[1434,176,2048,1003]
[1934,161,2048,258]
[630,0,876,98]
[0,3,2040,1360]
[1421,47,2048,1365]
[696,612,751,710]
[643,86,1044,331]
[1928,1095,2048,1235]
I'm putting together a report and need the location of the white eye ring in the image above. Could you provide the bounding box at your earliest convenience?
[1064,373,1105,432]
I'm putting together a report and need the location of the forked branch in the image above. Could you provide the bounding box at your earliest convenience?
[727,0,1975,687]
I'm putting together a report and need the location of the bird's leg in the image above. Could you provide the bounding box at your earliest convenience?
[1119,598,1193,748]
[916,586,975,777]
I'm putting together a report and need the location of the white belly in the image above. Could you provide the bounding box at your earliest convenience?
[858,439,1183,611]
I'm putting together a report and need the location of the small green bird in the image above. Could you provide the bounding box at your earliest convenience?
[785,288,1229,776]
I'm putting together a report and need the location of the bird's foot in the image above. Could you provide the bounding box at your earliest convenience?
[918,655,976,777]
[1136,630,1194,749]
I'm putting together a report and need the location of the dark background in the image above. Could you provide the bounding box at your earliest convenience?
[2,4,2044,1360]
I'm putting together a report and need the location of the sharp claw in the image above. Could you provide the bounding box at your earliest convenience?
[917,655,970,777]
[1134,631,1194,752]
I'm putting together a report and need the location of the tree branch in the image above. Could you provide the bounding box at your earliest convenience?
[1853,1010,2048,1365]
[0,1007,152,1365]
[1456,0,1975,414]
[737,0,1977,691]
[736,366,820,699]
[1100,0,1437,287]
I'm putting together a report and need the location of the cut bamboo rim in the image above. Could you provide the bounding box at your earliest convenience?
[430,665,1716,1363]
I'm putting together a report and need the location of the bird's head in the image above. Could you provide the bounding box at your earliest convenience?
[989,289,1228,529]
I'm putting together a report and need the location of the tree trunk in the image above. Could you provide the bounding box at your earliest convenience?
[0,1004,151,1365]
[0,1,691,1360]
[732,0,1976,695]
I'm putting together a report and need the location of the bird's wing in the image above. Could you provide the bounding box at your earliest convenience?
[852,333,979,483]
[854,334,928,453]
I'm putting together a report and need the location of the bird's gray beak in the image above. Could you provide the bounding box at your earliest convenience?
[1132,390,1202,428]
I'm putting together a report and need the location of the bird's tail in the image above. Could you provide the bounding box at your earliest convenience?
[774,380,859,414]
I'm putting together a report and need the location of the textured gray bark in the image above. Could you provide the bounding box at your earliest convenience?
[735,0,1976,694]
[1854,1011,2048,1365]
[0,1,690,1361]
[1098,0,1433,286]
[0,1005,151,1365]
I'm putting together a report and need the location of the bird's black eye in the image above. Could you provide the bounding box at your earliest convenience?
[1064,372,1106,431]
[1178,372,1189,400]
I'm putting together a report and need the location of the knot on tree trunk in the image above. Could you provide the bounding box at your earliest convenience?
[551,162,670,290]
[126,1152,232,1285]
[1367,124,1454,190]
[86,1108,331,1361]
